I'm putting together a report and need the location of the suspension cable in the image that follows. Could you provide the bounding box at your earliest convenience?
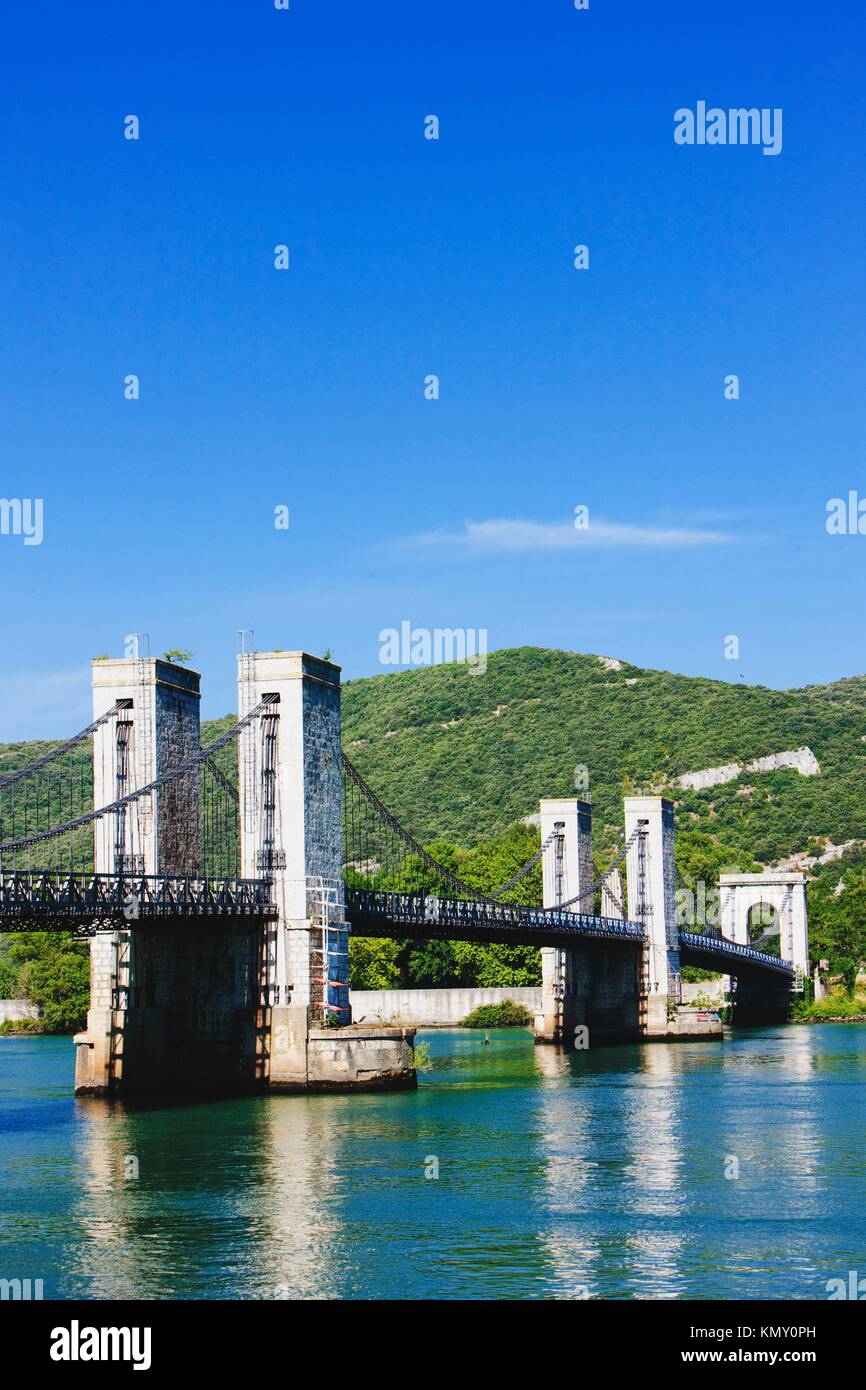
[202,754,239,801]
[542,825,642,913]
[489,828,559,898]
[0,696,276,854]
[341,751,505,905]
[0,701,125,789]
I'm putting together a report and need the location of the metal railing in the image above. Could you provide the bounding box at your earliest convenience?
[679,929,795,977]
[0,870,275,932]
[345,886,645,944]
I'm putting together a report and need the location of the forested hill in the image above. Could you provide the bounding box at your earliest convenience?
[340,648,866,865]
[1,647,864,869]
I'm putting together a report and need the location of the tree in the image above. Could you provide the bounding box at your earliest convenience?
[675,829,759,888]
[7,933,89,1032]
[405,939,456,986]
[808,869,866,992]
[163,648,193,665]
[348,937,400,990]
[0,944,19,999]
[452,941,541,987]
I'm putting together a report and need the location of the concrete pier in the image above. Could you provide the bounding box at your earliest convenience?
[75,656,204,1095]
[531,793,725,1048]
[623,795,680,1037]
[720,870,806,1024]
[276,1024,417,1092]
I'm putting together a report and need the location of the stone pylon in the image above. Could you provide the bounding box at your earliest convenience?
[623,796,680,1035]
[718,871,809,977]
[237,651,351,1087]
[74,657,201,1094]
[534,798,593,1045]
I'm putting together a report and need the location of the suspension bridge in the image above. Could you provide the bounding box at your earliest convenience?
[0,650,801,1095]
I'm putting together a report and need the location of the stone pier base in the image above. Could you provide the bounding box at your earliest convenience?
[75,921,264,1097]
[268,1007,416,1091]
[73,1007,113,1096]
[654,1006,723,1040]
[76,988,417,1097]
[534,942,641,1046]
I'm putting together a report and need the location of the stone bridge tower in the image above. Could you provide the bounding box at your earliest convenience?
[718,871,808,977]
[623,795,680,1035]
[534,798,593,1044]
[237,651,351,1086]
[236,650,413,1091]
[533,796,643,1046]
[75,656,201,1094]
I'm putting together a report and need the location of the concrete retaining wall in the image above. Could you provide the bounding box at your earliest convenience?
[667,1006,723,1039]
[0,999,37,1023]
[682,979,726,1004]
[350,987,542,1027]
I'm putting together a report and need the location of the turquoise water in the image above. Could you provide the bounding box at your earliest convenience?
[1,1025,865,1300]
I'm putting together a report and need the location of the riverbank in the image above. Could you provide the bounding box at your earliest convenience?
[793,993,866,1023]
[0,1017,43,1035]
[0,999,39,1031]
[794,1012,866,1023]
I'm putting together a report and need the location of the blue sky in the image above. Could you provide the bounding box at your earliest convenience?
[1,0,864,739]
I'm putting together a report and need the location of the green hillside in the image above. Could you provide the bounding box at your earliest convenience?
[1,646,862,868]
[3,647,865,1011]
[342,648,866,864]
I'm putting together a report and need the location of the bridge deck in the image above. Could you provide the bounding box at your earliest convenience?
[0,872,276,934]
[0,876,795,981]
[346,887,646,949]
[679,929,795,981]
[346,890,794,979]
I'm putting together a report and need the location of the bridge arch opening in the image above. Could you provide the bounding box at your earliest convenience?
[719,871,809,977]
[747,901,781,957]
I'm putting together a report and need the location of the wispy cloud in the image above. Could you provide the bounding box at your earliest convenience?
[398,516,735,554]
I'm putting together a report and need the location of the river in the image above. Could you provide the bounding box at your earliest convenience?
[1,1024,864,1300]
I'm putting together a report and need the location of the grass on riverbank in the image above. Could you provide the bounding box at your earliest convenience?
[793,991,866,1022]
[0,1017,43,1035]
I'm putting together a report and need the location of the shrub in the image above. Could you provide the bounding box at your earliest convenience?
[413,1041,432,1071]
[462,1000,532,1028]
[793,992,866,1021]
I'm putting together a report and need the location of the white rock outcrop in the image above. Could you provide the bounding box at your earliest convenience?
[677,761,742,792]
[677,747,820,793]
[746,748,820,777]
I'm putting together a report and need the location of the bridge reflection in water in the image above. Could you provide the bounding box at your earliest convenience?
[13,1024,844,1300]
